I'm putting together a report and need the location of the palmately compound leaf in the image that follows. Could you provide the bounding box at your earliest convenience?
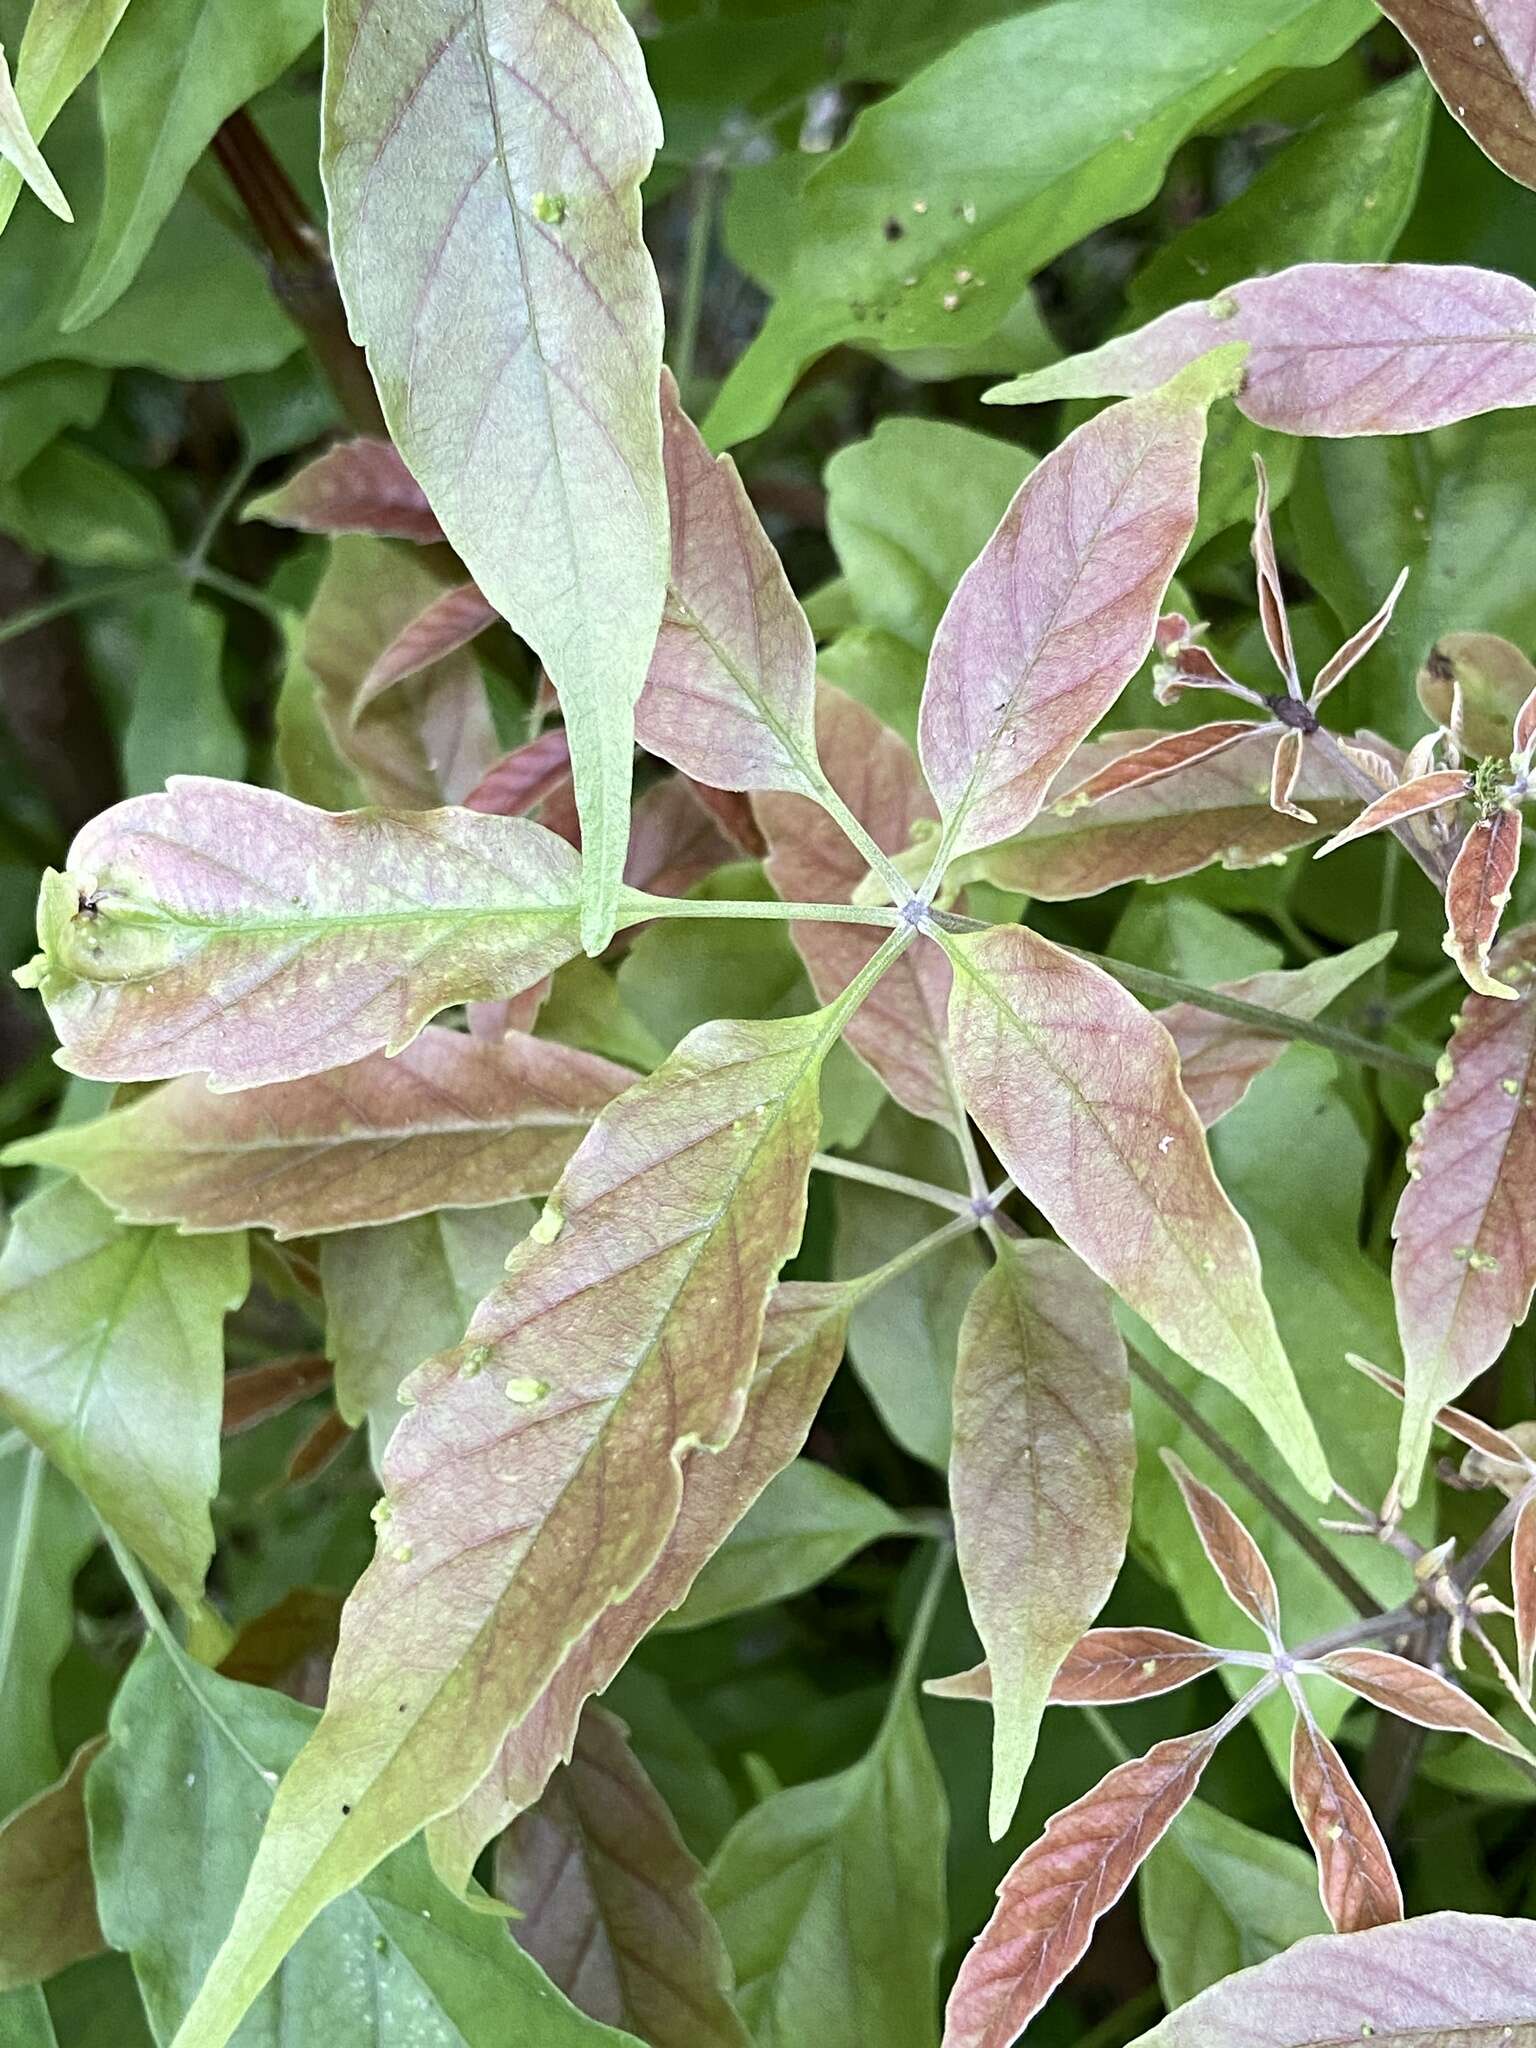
[942,924,1330,1497]
[171,992,869,2048]
[635,371,821,799]
[429,1281,854,1886]
[90,1641,640,2048]
[0,1181,246,1614]
[1128,1911,1536,2046]
[497,1704,749,2048]
[323,0,670,954]
[6,1027,630,1238]
[15,780,586,1091]
[951,1238,1132,1839]
[918,351,1242,868]
[1377,1,1536,191]
[987,263,1536,434]
[757,687,960,1126]
[1390,924,1536,1504]
[0,1740,104,1991]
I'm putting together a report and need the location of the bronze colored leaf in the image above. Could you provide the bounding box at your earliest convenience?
[1316,1646,1533,1761]
[1377,1,1536,190]
[1288,1712,1403,1935]
[1444,807,1523,999]
[926,1629,1227,1708]
[1162,1450,1282,1644]
[244,438,444,542]
[0,1740,105,1992]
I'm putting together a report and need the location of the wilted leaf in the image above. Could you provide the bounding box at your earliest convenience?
[987,263,1536,435]
[17,780,586,1090]
[1378,1,1536,190]
[7,1027,629,1237]
[175,995,862,2041]
[1163,1450,1283,1644]
[1315,1646,1533,1760]
[1160,935,1396,1126]
[636,371,820,798]
[245,438,443,543]
[430,1282,854,1884]
[944,1725,1224,2048]
[919,352,1241,866]
[497,1704,749,2048]
[0,1742,103,1990]
[968,729,1357,900]
[0,1437,95,1818]
[90,1641,639,2047]
[951,1238,1132,1838]
[0,1181,246,1612]
[757,687,959,1125]
[0,45,71,224]
[709,1683,947,2048]
[1127,1910,1536,2045]
[1444,807,1522,998]
[1391,924,1536,1502]
[1288,1712,1403,1934]
[944,924,1328,1496]
[323,0,670,952]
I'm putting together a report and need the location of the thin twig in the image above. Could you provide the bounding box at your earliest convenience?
[811,1154,974,1215]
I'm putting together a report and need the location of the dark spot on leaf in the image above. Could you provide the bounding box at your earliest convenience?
[883,216,904,241]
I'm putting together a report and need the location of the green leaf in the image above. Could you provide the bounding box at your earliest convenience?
[121,596,245,795]
[18,783,586,1090]
[0,440,172,566]
[951,1238,1133,1839]
[0,1434,95,1819]
[173,985,876,2046]
[0,42,71,223]
[944,924,1329,1496]
[61,0,319,328]
[0,363,108,484]
[0,1181,247,1612]
[661,1457,908,1632]
[0,1988,57,2048]
[1140,1797,1329,2009]
[322,0,670,953]
[89,1639,642,2046]
[707,1674,947,2047]
[704,0,1374,446]
[0,0,133,237]
[0,1741,104,1991]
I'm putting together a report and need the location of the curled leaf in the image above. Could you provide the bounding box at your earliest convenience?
[1515,1493,1536,1696]
[1288,1712,1402,1935]
[1444,807,1523,998]
[1312,771,1473,858]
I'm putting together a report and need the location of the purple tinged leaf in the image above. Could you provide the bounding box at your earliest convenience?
[1391,924,1536,1503]
[1127,1911,1536,2046]
[323,0,670,954]
[465,728,576,819]
[174,1006,852,2041]
[1160,934,1396,1127]
[1250,457,1298,692]
[1315,1647,1534,1761]
[497,1704,750,2048]
[987,264,1536,435]
[951,1239,1133,1839]
[0,1741,105,1993]
[3,1028,630,1239]
[1376,1,1536,191]
[1514,1493,1536,1696]
[1312,771,1473,858]
[943,925,1329,1497]
[1057,722,1264,808]
[243,438,445,543]
[16,781,586,1091]
[429,1281,854,1885]
[636,372,821,798]
[757,687,959,1126]
[918,351,1244,865]
[943,1726,1223,2048]
[360,582,501,703]
[1162,1450,1282,1643]
[1288,1712,1402,1934]
[926,1628,1227,1709]
[1444,807,1523,999]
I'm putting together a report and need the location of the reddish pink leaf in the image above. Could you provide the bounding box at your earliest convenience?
[969,728,1357,901]
[282,1406,355,1488]
[1289,1712,1403,1934]
[1445,806,1523,999]
[944,925,1328,1495]
[1251,456,1299,691]
[244,438,444,542]
[1055,721,1262,808]
[987,264,1536,435]
[684,780,766,859]
[1268,727,1310,823]
[359,582,500,703]
[636,371,820,798]
[757,688,958,1126]
[943,1726,1222,2048]
[222,1356,332,1436]
[1162,1450,1282,1643]
[497,1704,748,2048]
[919,353,1241,864]
[464,729,576,823]
[926,1628,1226,1709]
[1315,1646,1533,1760]
[5,1028,630,1236]
[1515,1493,1536,1696]
[16,784,585,1090]
[1313,771,1473,859]
[951,1238,1133,1837]
[1378,2,1536,191]
[428,1282,854,1884]
[1310,565,1412,706]
[623,776,735,901]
